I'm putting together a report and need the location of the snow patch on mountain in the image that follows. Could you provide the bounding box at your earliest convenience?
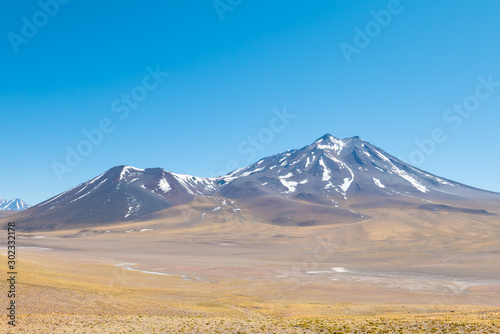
[373,178,385,188]
[279,172,294,179]
[316,136,345,155]
[125,196,142,219]
[69,191,92,203]
[0,198,31,211]
[372,148,429,193]
[158,178,171,193]
[339,177,353,193]
[281,180,298,193]
[172,173,217,196]
[119,166,145,182]
[305,156,312,168]
[319,158,331,181]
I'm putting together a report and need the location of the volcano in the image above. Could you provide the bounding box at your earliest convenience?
[7,134,499,231]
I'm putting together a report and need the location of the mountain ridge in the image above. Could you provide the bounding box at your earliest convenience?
[5,134,500,231]
[0,198,31,211]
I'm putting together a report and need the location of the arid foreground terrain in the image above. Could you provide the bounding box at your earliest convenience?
[1,197,500,333]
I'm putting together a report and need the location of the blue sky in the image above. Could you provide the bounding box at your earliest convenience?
[1,0,500,205]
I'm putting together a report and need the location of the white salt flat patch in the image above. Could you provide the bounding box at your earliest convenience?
[115,263,172,276]
[17,247,52,251]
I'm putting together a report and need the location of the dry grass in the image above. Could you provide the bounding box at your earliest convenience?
[2,311,500,333]
[1,205,500,332]
[1,254,499,333]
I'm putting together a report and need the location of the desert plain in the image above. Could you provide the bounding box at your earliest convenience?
[1,197,500,333]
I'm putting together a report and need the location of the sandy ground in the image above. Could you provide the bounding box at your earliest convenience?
[2,311,500,333]
[1,205,500,332]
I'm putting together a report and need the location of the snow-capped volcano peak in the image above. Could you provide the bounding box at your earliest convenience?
[0,198,31,211]
[29,165,219,228]
[118,165,146,182]
[13,134,499,232]
[313,134,346,155]
[313,133,362,143]
[314,133,338,142]
[217,134,478,201]
[33,135,490,212]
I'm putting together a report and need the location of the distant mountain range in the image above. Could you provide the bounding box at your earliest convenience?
[6,134,500,231]
[0,198,31,211]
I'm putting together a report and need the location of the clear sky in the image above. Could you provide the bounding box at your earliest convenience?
[1,0,500,205]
